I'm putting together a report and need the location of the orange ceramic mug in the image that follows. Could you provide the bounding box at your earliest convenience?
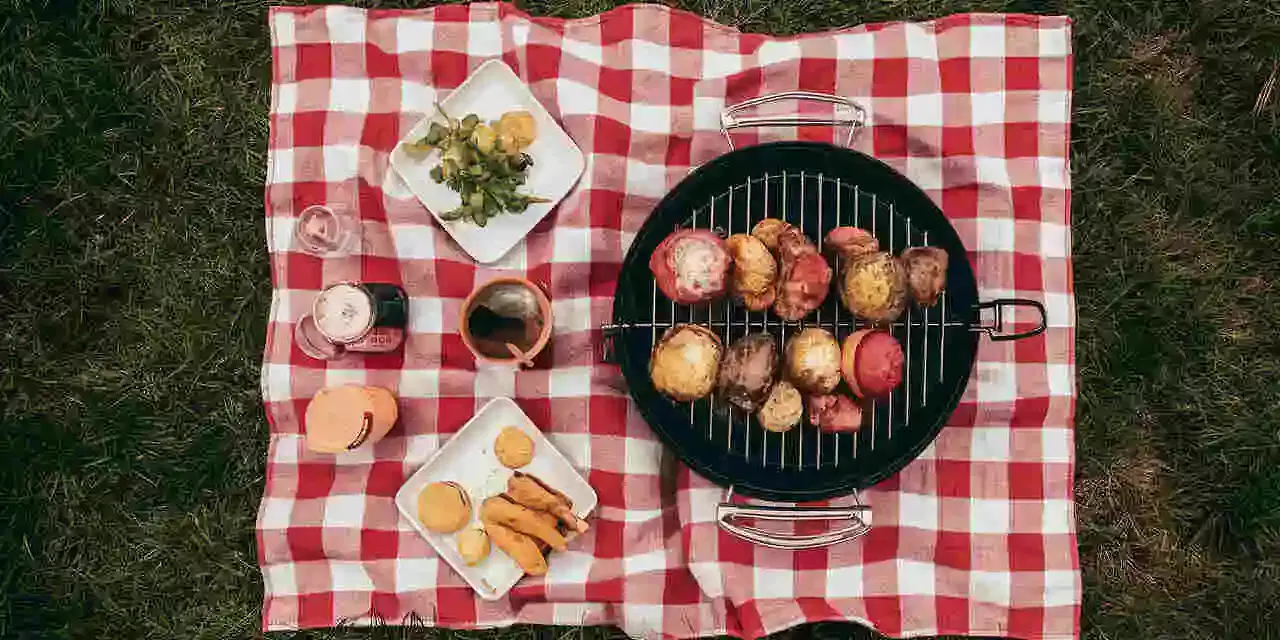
[459,277,553,367]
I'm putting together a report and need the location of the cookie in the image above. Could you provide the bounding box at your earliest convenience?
[418,481,471,533]
[494,426,534,468]
[456,527,490,565]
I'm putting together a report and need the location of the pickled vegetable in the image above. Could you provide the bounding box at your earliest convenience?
[413,104,549,225]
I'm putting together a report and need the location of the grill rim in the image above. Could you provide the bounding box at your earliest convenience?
[611,141,981,501]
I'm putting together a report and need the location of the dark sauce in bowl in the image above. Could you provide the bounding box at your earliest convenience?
[464,281,547,360]
[467,305,544,358]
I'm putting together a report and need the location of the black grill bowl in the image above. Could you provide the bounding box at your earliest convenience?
[612,142,981,501]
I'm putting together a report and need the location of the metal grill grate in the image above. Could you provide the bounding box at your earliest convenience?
[634,171,970,471]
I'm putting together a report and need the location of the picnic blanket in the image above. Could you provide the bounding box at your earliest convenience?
[258,3,1078,638]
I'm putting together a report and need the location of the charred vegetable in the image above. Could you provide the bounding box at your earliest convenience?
[650,324,723,402]
[901,246,949,307]
[411,105,549,226]
[716,333,779,411]
[783,327,842,395]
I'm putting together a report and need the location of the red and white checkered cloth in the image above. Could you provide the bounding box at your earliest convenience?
[258,3,1078,638]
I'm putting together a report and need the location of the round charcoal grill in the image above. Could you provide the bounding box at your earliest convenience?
[603,93,1046,548]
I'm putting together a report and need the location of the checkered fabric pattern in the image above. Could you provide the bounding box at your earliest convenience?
[258,3,1078,638]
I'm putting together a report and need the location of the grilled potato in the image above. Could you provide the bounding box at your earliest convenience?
[757,380,803,433]
[750,218,788,252]
[650,324,723,402]
[783,328,842,395]
[839,251,908,324]
[726,233,777,311]
[824,226,879,261]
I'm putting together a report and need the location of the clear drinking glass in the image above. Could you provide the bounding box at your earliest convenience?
[293,204,357,257]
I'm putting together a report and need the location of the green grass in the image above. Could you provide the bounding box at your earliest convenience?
[2,0,1278,638]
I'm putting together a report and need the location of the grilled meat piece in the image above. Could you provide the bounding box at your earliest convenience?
[484,522,548,575]
[506,472,588,533]
[480,495,567,551]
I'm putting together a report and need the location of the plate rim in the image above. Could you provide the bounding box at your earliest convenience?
[393,396,598,601]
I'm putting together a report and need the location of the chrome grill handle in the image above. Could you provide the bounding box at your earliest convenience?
[720,91,867,150]
[716,488,871,549]
[971,298,1048,342]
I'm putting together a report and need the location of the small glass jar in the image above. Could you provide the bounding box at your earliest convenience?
[312,282,407,353]
[293,204,357,257]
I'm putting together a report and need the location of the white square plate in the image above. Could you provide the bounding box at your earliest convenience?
[389,60,585,264]
[394,397,597,600]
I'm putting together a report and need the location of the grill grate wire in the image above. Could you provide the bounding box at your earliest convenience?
[639,172,966,471]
